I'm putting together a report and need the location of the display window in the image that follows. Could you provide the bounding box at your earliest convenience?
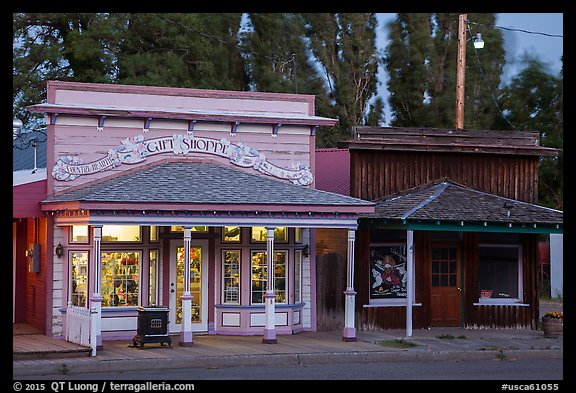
[70,225,89,243]
[369,243,409,304]
[222,250,241,304]
[70,251,89,307]
[294,249,303,303]
[222,226,241,243]
[175,246,202,323]
[149,250,159,306]
[294,227,302,244]
[101,251,141,307]
[149,226,159,243]
[251,250,287,304]
[478,244,522,302]
[102,225,141,243]
[250,227,288,243]
[170,226,208,233]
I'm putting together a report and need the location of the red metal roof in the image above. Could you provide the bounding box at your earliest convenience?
[315,148,350,196]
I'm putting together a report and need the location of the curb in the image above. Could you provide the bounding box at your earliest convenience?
[13,349,563,378]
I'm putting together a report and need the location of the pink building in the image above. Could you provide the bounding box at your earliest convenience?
[13,81,373,350]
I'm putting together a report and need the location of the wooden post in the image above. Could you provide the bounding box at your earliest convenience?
[456,14,467,129]
[406,230,414,337]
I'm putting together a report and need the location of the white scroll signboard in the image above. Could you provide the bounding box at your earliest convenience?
[51,134,314,186]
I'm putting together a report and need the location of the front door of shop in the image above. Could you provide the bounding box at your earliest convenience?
[169,239,209,333]
[430,245,461,327]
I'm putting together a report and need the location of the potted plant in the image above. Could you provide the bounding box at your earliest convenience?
[542,310,563,338]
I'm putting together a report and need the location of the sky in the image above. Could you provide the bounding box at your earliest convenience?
[375,13,564,126]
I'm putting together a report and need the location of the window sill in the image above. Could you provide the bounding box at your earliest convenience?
[364,302,422,308]
[474,300,528,306]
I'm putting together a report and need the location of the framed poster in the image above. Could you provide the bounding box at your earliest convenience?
[369,244,407,300]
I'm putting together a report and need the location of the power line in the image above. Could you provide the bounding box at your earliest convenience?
[155,14,298,92]
[467,20,563,38]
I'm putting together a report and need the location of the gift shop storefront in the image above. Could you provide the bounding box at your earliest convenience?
[21,81,373,348]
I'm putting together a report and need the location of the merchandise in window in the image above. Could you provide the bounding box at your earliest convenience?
[294,250,303,303]
[176,246,202,323]
[223,226,241,243]
[70,251,88,307]
[101,251,140,307]
[251,227,288,243]
[251,251,287,304]
[70,225,89,243]
[479,246,520,300]
[149,250,159,306]
[102,225,141,243]
[170,226,208,233]
[222,250,241,304]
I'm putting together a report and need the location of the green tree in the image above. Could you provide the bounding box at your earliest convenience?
[384,13,505,129]
[498,56,563,209]
[116,13,247,90]
[303,13,381,147]
[13,13,119,125]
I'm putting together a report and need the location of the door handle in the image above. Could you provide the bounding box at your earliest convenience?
[457,287,462,292]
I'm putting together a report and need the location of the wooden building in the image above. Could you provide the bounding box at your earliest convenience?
[316,126,563,332]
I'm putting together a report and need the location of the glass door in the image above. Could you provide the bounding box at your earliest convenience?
[169,239,208,332]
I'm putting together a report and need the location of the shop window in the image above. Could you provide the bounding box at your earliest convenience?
[294,227,302,244]
[478,245,522,302]
[149,250,159,306]
[369,244,409,304]
[223,226,241,243]
[102,225,141,243]
[176,246,202,323]
[70,251,89,307]
[222,250,241,304]
[70,225,89,243]
[251,227,288,243]
[170,226,208,233]
[101,251,140,307]
[251,251,287,304]
[149,226,159,243]
[294,250,303,303]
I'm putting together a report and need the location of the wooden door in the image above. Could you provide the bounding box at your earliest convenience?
[430,245,461,326]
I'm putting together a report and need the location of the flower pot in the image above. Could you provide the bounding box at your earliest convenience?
[542,317,563,338]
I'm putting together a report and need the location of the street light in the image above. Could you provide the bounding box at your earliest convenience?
[473,33,485,49]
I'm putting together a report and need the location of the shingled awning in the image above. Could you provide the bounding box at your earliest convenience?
[42,160,374,229]
[361,178,563,234]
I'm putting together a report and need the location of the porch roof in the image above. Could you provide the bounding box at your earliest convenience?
[360,178,563,234]
[42,160,374,228]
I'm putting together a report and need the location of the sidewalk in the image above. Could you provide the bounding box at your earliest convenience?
[12,327,563,378]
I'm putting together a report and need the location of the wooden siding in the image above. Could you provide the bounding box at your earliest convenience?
[13,180,47,218]
[350,150,539,203]
[50,120,313,195]
[25,217,48,334]
[315,228,347,331]
[353,229,539,330]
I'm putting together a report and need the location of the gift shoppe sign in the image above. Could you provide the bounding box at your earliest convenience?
[52,134,314,185]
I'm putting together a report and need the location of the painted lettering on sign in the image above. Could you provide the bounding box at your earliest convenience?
[52,134,313,186]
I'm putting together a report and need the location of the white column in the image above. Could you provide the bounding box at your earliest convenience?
[342,229,356,342]
[179,227,193,346]
[90,226,103,349]
[263,227,277,343]
[406,230,414,338]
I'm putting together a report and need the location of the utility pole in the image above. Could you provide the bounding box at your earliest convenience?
[455,14,467,129]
